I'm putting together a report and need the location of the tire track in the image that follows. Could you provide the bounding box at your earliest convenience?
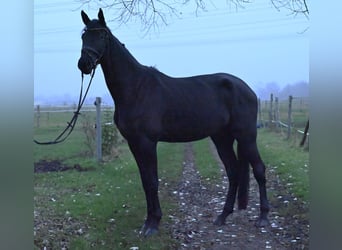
[169,142,292,249]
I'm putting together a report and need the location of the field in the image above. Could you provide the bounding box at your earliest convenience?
[34,105,309,249]
[259,97,309,138]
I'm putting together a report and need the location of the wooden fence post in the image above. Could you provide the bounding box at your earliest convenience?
[287,95,293,139]
[269,93,274,129]
[274,97,279,130]
[258,98,262,127]
[300,119,309,147]
[36,105,40,128]
[263,100,267,126]
[95,97,102,162]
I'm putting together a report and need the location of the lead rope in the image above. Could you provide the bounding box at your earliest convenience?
[34,69,96,145]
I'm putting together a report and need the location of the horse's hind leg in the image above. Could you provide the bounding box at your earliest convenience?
[211,134,239,226]
[237,143,250,210]
[238,139,270,227]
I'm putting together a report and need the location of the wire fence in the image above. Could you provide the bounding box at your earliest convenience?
[34,103,114,128]
[34,94,310,154]
[258,94,309,147]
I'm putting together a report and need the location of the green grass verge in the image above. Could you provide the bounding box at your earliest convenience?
[257,128,309,201]
[192,139,222,185]
[35,138,184,249]
[34,109,309,249]
[190,130,309,204]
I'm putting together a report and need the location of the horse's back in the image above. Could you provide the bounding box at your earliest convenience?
[162,72,257,118]
[154,72,257,142]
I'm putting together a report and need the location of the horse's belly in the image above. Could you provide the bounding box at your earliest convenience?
[159,115,229,142]
[159,131,208,143]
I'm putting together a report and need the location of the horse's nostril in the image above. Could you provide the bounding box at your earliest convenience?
[78,57,92,74]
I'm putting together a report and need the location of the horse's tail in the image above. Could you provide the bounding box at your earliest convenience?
[237,145,250,210]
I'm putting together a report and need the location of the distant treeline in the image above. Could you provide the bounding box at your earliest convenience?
[35,81,308,106]
[34,93,115,107]
[256,81,308,100]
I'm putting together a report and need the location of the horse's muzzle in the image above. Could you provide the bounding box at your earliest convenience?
[78,52,95,75]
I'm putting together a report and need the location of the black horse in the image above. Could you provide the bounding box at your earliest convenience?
[78,9,269,237]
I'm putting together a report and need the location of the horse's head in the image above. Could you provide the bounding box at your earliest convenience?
[78,8,109,75]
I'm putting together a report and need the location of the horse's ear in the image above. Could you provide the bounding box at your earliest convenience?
[81,10,90,25]
[98,8,106,26]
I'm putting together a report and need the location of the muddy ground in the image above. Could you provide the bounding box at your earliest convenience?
[34,142,309,249]
[169,143,309,249]
[34,160,92,173]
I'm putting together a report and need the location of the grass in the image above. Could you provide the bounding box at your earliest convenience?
[257,128,309,201]
[190,130,309,203]
[34,107,309,248]
[192,139,222,185]
[35,142,184,249]
[34,112,185,249]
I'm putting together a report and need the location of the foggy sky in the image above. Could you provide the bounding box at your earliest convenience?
[34,0,309,105]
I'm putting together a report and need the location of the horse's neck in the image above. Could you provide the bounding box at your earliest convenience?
[100,36,144,105]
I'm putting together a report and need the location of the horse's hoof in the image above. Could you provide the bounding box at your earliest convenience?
[139,224,159,237]
[143,227,158,237]
[255,217,270,227]
[213,215,226,226]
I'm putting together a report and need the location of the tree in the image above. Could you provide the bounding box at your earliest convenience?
[256,82,281,100]
[269,0,308,16]
[78,0,309,32]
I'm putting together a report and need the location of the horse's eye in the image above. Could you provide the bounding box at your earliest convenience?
[100,32,107,40]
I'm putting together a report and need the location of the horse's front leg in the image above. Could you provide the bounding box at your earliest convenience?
[127,137,161,237]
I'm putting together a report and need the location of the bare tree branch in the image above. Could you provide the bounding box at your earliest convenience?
[76,0,309,32]
[271,0,309,17]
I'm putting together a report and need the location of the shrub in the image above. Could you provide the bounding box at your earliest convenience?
[101,108,120,158]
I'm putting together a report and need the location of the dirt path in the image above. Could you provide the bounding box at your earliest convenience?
[169,142,309,249]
